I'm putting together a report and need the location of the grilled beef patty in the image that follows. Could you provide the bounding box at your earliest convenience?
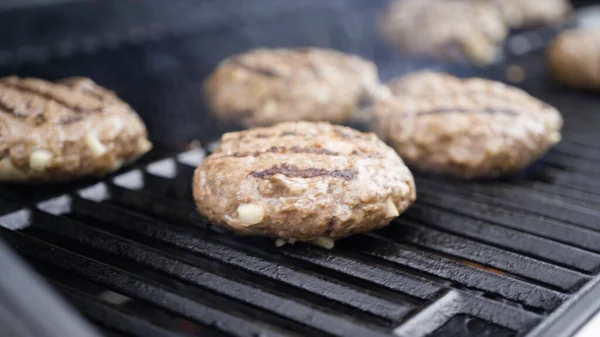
[371,71,563,179]
[548,29,600,90]
[0,76,151,181]
[379,0,508,66]
[192,122,416,247]
[204,48,387,127]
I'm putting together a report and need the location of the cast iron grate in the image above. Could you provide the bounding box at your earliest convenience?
[3,86,600,336]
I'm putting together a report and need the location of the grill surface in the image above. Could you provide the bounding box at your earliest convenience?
[2,1,600,337]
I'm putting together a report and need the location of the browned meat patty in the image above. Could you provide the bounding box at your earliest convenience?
[371,71,563,179]
[496,0,572,29]
[548,29,600,90]
[192,122,416,248]
[379,0,508,66]
[203,47,388,127]
[0,76,152,182]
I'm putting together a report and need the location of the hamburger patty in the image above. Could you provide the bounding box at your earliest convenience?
[0,76,152,182]
[548,29,600,90]
[192,122,416,247]
[204,47,387,127]
[371,71,563,179]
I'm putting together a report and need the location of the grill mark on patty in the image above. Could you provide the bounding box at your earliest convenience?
[307,63,324,79]
[0,100,15,115]
[0,82,103,113]
[59,80,106,101]
[229,129,370,144]
[250,164,356,181]
[229,58,280,77]
[58,114,86,124]
[384,83,526,118]
[388,84,506,98]
[230,146,338,157]
[405,106,520,117]
[228,131,307,142]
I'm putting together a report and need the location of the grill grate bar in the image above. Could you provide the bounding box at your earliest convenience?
[32,261,233,337]
[559,131,600,150]
[382,220,589,292]
[108,176,205,225]
[393,290,541,336]
[276,245,444,301]
[107,158,574,310]
[533,167,600,197]
[142,162,196,203]
[0,227,297,337]
[546,151,600,175]
[416,189,600,254]
[101,331,126,337]
[405,203,600,273]
[416,177,600,233]
[56,285,193,337]
[30,205,410,330]
[554,141,600,162]
[70,196,415,326]
[508,180,600,210]
[343,235,566,311]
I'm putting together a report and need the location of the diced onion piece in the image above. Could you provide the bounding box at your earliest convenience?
[385,197,400,218]
[312,236,334,249]
[237,203,264,226]
[85,133,107,157]
[137,138,153,153]
[398,183,410,197]
[29,150,53,171]
[270,174,307,194]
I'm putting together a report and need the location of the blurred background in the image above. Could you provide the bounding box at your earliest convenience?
[0,0,394,153]
[0,0,592,153]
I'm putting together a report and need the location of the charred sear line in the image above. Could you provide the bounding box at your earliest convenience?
[59,114,86,124]
[230,58,280,77]
[0,96,48,122]
[307,63,324,79]
[234,129,368,142]
[231,146,338,158]
[408,107,520,117]
[387,85,515,101]
[234,131,303,141]
[0,82,103,115]
[57,79,105,99]
[250,164,356,180]
[0,100,15,115]
[79,88,105,101]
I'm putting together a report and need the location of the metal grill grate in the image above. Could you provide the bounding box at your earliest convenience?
[4,105,600,336]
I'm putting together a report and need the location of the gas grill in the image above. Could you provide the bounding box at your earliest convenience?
[1,0,600,336]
